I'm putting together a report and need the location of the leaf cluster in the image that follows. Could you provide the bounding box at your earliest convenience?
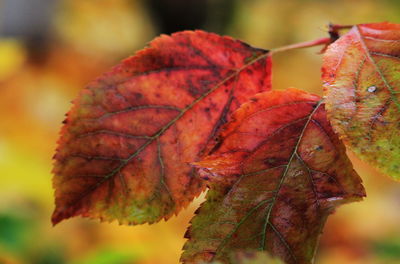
[52,22,400,264]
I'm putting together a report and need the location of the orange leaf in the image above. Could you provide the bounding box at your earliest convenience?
[52,31,271,225]
[182,89,365,264]
[322,22,400,180]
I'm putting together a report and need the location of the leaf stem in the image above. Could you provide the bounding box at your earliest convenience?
[328,23,353,41]
[271,37,332,53]
[271,23,354,53]
[329,23,353,31]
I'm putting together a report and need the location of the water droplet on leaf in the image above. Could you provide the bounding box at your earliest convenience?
[367,85,377,93]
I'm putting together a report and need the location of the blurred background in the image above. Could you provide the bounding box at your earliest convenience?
[0,0,400,263]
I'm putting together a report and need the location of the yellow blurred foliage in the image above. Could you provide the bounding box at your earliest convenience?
[0,39,26,81]
[55,0,155,57]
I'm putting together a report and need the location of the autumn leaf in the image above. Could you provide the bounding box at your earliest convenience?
[52,31,272,225]
[322,22,400,180]
[181,89,365,264]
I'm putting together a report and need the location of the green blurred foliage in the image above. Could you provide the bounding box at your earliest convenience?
[71,248,138,264]
[0,204,66,264]
[373,235,400,260]
[0,211,34,254]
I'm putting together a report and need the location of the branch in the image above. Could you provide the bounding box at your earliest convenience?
[271,37,332,53]
[270,23,354,54]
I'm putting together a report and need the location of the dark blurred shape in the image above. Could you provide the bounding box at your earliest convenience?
[0,0,59,64]
[143,0,237,34]
[32,246,66,264]
[145,0,207,33]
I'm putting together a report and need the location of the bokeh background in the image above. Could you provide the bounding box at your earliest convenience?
[1,0,400,263]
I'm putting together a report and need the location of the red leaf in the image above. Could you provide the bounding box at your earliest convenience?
[182,89,365,264]
[322,22,400,179]
[52,31,272,225]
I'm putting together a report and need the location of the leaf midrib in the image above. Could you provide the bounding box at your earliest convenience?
[259,100,322,261]
[355,25,400,112]
[212,100,323,263]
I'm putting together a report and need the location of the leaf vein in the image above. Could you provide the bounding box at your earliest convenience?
[356,25,400,112]
[269,222,297,262]
[60,50,270,213]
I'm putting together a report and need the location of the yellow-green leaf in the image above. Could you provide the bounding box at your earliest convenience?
[322,22,400,180]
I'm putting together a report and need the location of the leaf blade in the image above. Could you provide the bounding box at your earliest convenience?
[52,30,272,225]
[322,22,400,179]
[182,89,365,264]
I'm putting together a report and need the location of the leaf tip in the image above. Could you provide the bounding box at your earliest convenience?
[51,208,66,226]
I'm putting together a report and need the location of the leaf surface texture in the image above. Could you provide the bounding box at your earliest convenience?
[322,22,400,179]
[182,89,365,264]
[52,31,272,225]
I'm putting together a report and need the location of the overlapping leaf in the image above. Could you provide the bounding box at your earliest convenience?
[52,31,272,225]
[322,22,400,180]
[182,89,365,264]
